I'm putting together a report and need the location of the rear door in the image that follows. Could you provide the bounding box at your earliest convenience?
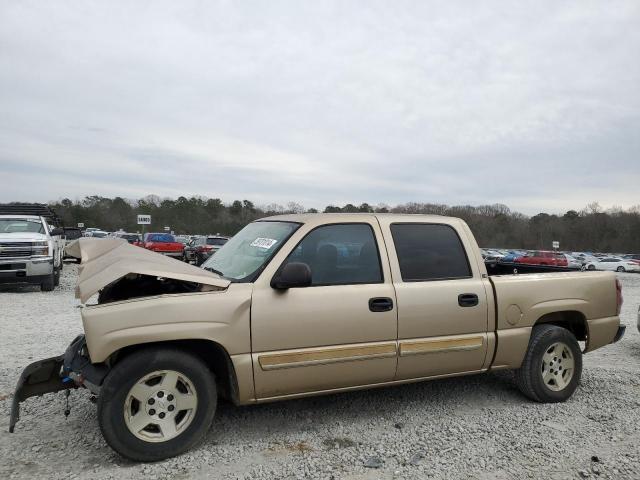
[250,219,398,399]
[378,218,491,380]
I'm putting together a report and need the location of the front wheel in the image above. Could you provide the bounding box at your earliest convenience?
[617,266,625,272]
[515,325,582,403]
[41,272,55,291]
[98,348,217,462]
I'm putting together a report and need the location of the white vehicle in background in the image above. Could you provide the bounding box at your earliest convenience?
[0,204,65,291]
[85,230,109,238]
[563,254,583,269]
[483,249,505,262]
[572,253,599,266]
[586,257,640,273]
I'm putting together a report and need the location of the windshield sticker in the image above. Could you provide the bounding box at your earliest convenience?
[250,238,278,249]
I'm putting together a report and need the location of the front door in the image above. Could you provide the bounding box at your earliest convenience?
[251,220,398,399]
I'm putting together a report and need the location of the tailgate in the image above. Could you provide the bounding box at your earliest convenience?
[153,242,183,252]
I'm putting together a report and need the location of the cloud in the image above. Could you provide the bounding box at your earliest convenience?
[1,0,639,214]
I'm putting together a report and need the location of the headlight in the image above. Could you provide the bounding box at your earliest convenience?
[31,241,49,256]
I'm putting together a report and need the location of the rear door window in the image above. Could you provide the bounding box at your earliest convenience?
[390,223,472,281]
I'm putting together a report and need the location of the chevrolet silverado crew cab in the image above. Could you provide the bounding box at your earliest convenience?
[9,214,625,461]
[0,204,65,291]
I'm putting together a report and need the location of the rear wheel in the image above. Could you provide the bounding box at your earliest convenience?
[98,348,217,462]
[616,266,625,272]
[54,266,60,286]
[587,264,596,270]
[515,325,582,403]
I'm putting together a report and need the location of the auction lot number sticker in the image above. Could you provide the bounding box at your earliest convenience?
[251,238,278,249]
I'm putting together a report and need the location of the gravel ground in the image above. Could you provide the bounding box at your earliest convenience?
[1,265,639,479]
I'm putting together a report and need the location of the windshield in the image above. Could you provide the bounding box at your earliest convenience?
[202,221,300,281]
[0,218,45,234]
[145,233,175,242]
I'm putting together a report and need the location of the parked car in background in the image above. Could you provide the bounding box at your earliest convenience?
[85,230,109,238]
[0,204,64,291]
[515,251,568,267]
[63,227,82,245]
[184,235,229,265]
[114,232,141,244]
[563,254,583,269]
[62,227,83,260]
[483,249,505,262]
[500,250,526,263]
[141,233,184,258]
[586,257,640,273]
[623,254,640,266]
[576,254,600,266]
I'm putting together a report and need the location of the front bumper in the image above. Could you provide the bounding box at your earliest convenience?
[158,251,183,257]
[0,257,53,284]
[9,335,109,433]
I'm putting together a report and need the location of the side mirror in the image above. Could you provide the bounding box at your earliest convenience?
[271,262,312,289]
[50,227,64,236]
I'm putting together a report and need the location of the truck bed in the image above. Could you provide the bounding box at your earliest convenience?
[487,269,619,369]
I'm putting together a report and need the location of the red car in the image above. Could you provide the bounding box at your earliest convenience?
[515,250,568,267]
[141,233,184,258]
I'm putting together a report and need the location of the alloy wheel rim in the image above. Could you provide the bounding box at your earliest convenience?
[124,370,198,442]
[541,342,574,392]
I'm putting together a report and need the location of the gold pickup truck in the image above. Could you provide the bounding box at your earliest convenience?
[9,213,625,461]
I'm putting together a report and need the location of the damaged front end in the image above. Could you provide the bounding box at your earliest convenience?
[9,238,230,433]
[9,334,110,432]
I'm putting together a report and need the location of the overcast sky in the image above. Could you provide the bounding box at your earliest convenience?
[1,1,639,215]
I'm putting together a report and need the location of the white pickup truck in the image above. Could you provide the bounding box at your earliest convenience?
[0,204,65,291]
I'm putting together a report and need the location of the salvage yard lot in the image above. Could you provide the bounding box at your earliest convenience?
[1,265,639,479]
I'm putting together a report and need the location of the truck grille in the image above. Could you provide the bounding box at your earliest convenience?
[0,243,35,258]
[0,250,32,257]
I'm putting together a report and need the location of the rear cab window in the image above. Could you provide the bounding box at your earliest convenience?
[206,238,228,246]
[390,223,472,281]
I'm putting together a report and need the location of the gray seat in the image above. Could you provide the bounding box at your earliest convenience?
[313,244,338,284]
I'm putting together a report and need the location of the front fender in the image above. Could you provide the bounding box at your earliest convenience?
[82,284,253,363]
[89,321,232,363]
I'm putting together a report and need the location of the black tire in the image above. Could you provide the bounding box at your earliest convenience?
[98,348,217,462]
[616,266,625,272]
[515,325,582,403]
[587,264,596,271]
[54,267,60,286]
[41,272,55,291]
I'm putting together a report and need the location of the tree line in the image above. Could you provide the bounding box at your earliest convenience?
[50,196,640,253]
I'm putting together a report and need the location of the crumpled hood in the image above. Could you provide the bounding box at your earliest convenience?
[65,237,230,303]
[0,232,48,242]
